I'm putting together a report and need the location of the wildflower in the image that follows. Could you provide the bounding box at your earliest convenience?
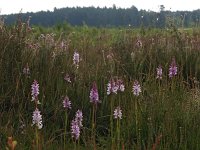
[132,80,141,96]
[156,65,162,79]
[32,108,43,129]
[107,52,114,61]
[71,109,83,140]
[19,120,26,134]
[63,96,71,110]
[136,40,142,48]
[75,110,83,127]
[90,82,100,104]
[107,79,118,95]
[107,81,112,95]
[71,119,80,140]
[64,73,71,83]
[131,52,135,62]
[117,79,125,92]
[39,34,45,39]
[60,41,65,49]
[169,58,178,78]
[113,106,122,119]
[23,64,30,75]
[73,51,80,68]
[31,80,40,103]
[107,79,125,95]
[52,52,56,59]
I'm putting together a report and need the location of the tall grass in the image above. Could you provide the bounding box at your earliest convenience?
[0,19,200,149]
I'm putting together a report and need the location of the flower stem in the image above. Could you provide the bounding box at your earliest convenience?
[110,97,114,149]
[35,127,39,150]
[64,111,68,150]
[73,140,76,150]
[117,118,121,150]
[92,104,96,150]
[135,98,138,141]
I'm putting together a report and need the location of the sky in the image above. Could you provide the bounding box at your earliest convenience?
[0,0,200,15]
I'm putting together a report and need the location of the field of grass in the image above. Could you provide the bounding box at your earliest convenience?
[0,19,200,149]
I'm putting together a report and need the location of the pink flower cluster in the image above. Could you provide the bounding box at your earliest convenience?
[107,79,125,95]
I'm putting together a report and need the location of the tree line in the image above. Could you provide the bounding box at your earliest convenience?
[2,5,200,28]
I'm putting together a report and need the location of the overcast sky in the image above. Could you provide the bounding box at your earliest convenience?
[1,0,200,15]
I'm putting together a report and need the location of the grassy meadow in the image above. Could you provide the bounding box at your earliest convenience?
[0,19,200,149]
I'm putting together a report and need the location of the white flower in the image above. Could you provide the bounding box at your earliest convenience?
[73,51,80,68]
[31,80,40,103]
[107,81,118,95]
[156,66,162,79]
[32,108,43,129]
[113,106,122,119]
[133,80,141,96]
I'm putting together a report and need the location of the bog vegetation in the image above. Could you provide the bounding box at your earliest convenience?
[0,17,200,149]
